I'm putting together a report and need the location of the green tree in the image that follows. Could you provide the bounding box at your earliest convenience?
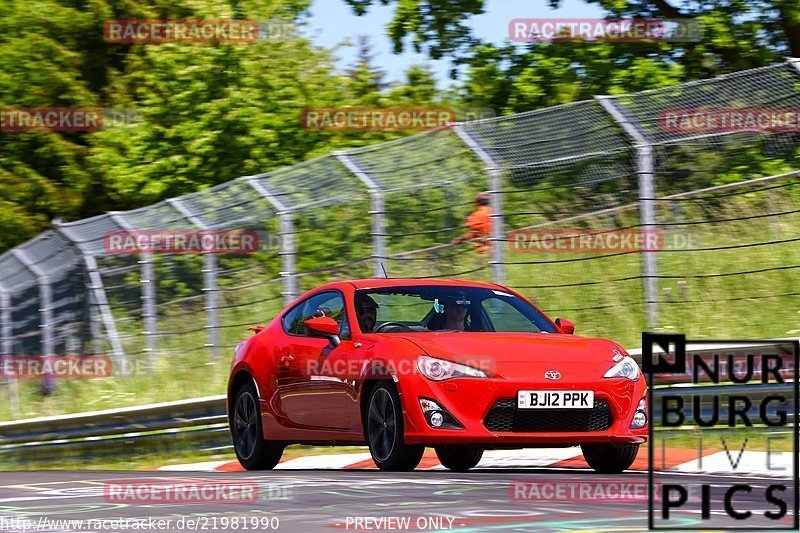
[89,32,347,206]
[345,35,389,103]
[345,0,486,59]
[345,0,800,109]
[460,41,683,113]
[0,0,452,251]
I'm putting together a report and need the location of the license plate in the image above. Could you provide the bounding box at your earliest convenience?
[517,390,594,409]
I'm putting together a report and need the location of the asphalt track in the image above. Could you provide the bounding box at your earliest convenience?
[0,468,795,532]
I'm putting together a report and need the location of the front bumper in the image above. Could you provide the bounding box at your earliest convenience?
[397,375,648,446]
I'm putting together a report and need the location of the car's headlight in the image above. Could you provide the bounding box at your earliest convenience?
[417,355,488,381]
[603,355,641,381]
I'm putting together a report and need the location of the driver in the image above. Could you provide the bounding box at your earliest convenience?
[356,294,379,332]
[442,299,468,331]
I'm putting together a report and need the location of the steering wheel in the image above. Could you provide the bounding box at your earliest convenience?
[374,321,411,332]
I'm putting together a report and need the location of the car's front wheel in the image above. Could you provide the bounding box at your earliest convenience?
[366,381,425,471]
[581,443,639,473]
[231,381,284,470]
[435,446,483,472]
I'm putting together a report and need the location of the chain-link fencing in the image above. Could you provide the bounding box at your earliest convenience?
[2,60,800,417]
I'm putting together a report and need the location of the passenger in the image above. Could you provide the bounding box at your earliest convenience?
[442,301,468,331]
[429,297,469,331]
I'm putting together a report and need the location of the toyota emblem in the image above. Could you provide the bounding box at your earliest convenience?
[544,370,561,381]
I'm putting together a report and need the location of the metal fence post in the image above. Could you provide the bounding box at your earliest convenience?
[335,152,386,278]
[11,250,53,357]
[247,177,298,305]
[87,285,103,356]
[83,254,127,372]
[52,223,126,367]
[638,144,658,327]
[110,213,157,364]
[596,96,659,329]
[487,170,505,285]
[39,280,53,355]
[0,288,19,418]
[166,199,218,359]
[140,255,157,364]
[0,289,11,357]
[278,213,297,304]
[452,125,505,284]
[202,253,219,359]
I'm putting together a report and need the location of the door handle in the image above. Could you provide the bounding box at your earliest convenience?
[280,354,295,367]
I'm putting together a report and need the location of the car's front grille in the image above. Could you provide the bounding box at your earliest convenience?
[484,398,613,432]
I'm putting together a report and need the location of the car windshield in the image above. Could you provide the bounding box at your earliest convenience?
[354,286,559,334]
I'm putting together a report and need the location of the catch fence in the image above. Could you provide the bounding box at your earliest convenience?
[2,60,800,416]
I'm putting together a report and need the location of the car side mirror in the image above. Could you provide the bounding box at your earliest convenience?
[555,318,575,335]
[304,316,341,346]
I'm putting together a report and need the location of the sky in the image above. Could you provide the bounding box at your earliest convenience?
[306,0,604,88]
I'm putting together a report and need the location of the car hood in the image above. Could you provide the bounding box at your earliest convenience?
[393,332,624,379]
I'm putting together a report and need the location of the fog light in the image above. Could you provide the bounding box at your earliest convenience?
[631,410,647,428]
[418,397,464,430]
[630,398,648,429]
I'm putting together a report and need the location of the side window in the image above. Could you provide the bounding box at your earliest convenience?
[282,302,306,335]
[482,298,539,332]
[339,313,351,340]
[297,292,348,337]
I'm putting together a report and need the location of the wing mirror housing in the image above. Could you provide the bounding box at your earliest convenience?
[304,316,341,347]
[555,318,575,335]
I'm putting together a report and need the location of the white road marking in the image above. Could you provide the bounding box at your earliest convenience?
[275,453,374,470]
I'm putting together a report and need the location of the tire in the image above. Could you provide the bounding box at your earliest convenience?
[365,381,425,471]
[581,443,639,473]
[435,446,483,472]
[231,381,284,470]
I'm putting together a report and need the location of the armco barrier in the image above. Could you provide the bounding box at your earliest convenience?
[0,395,227,463]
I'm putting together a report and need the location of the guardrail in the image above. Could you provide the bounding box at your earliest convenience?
[0,340,796,464]
[0,395,228,463]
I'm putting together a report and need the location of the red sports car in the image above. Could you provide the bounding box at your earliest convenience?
[227,278,647,472]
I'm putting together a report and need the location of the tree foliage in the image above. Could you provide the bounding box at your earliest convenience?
[345,0,800,110]
[0,0,443,251]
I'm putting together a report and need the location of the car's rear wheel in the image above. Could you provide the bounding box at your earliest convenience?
[232,381,283,470]
[366,382,424,471]
[581,443,639,473]
[435,446,483,472]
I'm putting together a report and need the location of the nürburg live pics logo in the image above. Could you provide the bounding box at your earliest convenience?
[643,333,799,530]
